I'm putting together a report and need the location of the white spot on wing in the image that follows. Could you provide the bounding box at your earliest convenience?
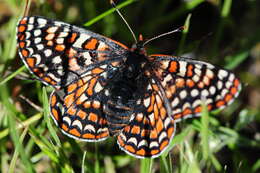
[127,137,138,146]
[192,100,201,108]
[37,18,47,25]
[33,54,41,65]
[192,75,200,82]
[72,120,83,130]
[171,98,179,107]
[44,49,52,57]
[201,89,209,97]
[82,52,92,66]
[191,89,199,97]
[73,34,90,48]
[206,69,214,78]
[172,109,181,115]
[221,89,228,97]
[138,139,148,147]
[47,26,58,33]
[225,81,232,89]
[178,61,187,76]
[158,132,167,143]
[34,29,41,37]
[27,25,33,31]
[56,38,64,44]
[218,69,228,79]
[94,82,103,93]
[209,86,216,95]
[63,116,71,126]
[53,56,62,64]
[229,73,235,81]
[29,17,34,24]
[34,37,41,44]
[84,124,95,132]
[25,32,31,39]
[149,141,159,148]
[217,81,223,90]
[164,117,171,128]
[59,32,69,37]
[194,68,202,76]
[180,90,187,99]
[143,97,150,107]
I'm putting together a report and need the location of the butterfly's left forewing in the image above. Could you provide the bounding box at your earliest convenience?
[151,55,241,122]
[17,16,128,89]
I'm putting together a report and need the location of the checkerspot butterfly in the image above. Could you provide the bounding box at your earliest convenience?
[16,15,241,158]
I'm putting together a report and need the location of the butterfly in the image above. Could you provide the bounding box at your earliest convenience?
[16,16,241,158]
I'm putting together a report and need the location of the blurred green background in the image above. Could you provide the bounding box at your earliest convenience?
[0,0,259,172]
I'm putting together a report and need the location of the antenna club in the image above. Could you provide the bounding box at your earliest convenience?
[139,34,144,41]
[179,26,186,31]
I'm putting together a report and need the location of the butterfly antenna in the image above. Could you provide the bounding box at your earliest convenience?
[110,0,137,43]
[143,26,185,46]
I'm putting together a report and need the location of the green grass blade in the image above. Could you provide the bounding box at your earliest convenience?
[210,154,222,171]
[178,14,192,55]
[84,0,136,27]
[224,50,249,70]
[0,113,42,140]
[221,0,233,17]
[140,158,153,173]
[42,87,61,147]
[201,102,210,160]
[104,156,116,173]
[0,66,26,86]
[162,126,193,157]
[81,151,87,173]
[8,126,29,173]
[211,0,233,57]
[160,156,171,173]
[143,0,203,31]
[252,159,260,172]
[0,84,35,173]
[185,141,200,173]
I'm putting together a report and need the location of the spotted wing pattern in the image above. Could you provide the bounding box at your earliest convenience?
[16,15,241,158]
[17,16,129,141]
[49,72,110,141]
[151,55,241,122]
[117,79,175,158]
[17,16,128,89]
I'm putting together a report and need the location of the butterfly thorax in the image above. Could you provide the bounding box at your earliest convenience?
[104,44,149,135]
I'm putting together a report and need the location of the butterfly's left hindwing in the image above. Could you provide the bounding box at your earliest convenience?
[50,73,111,141]
[17,16,128,89]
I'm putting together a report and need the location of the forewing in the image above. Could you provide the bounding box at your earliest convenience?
[117,79,175,158]
[17,16,128,89]
[151,55,241,122]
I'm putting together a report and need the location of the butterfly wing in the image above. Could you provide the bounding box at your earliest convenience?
[17,16,128,89]
[49,69,112,141]
[117,79,175,158]
[17,16,131,141]
[150,55,241,122]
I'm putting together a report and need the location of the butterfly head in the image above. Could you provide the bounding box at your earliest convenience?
[130,34,147,55]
